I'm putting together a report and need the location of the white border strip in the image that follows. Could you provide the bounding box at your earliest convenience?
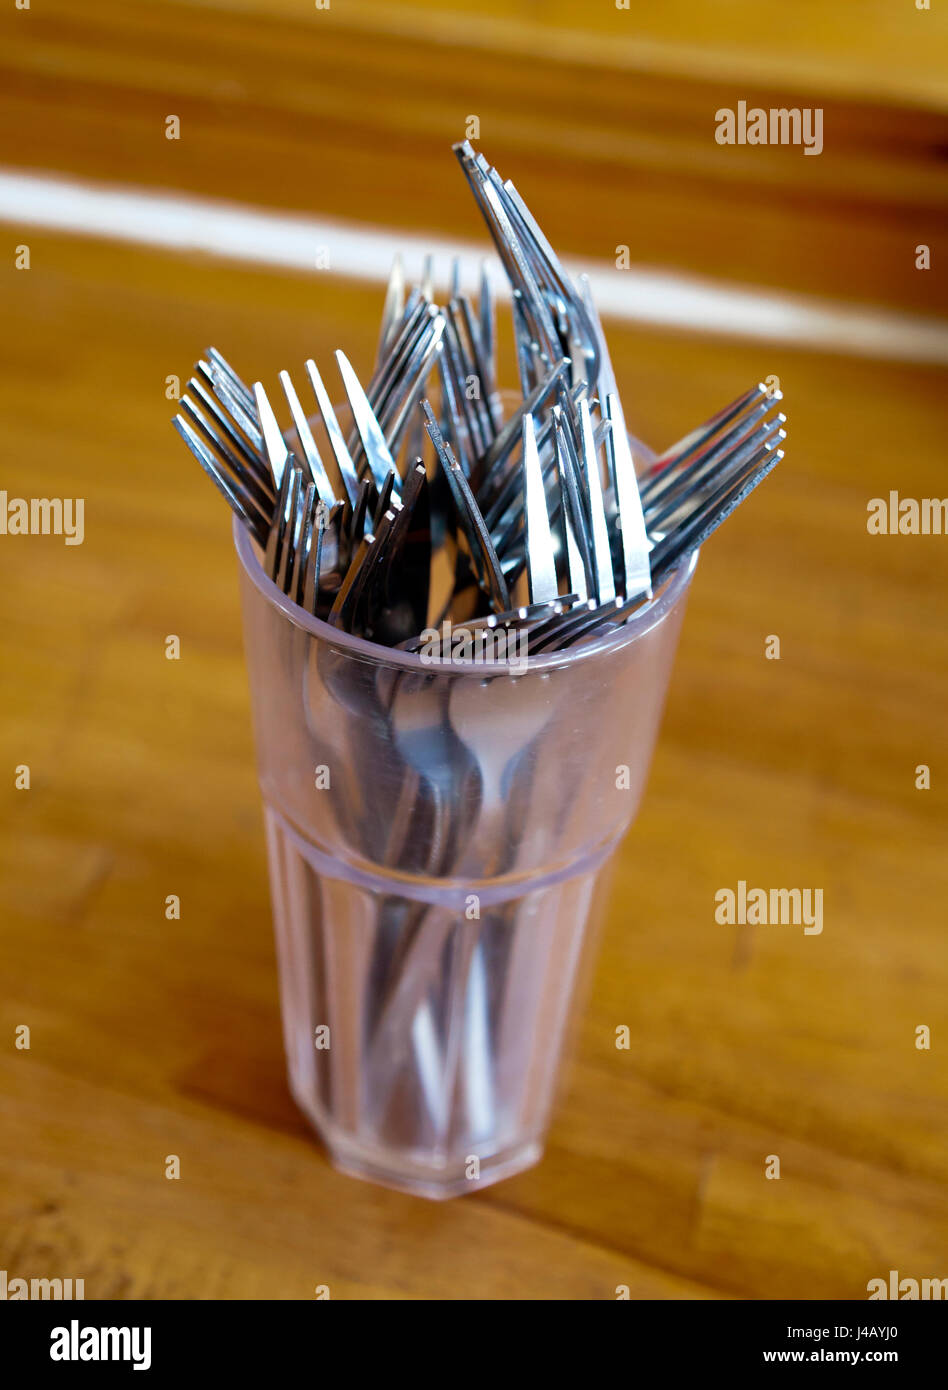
[2,169,946,365]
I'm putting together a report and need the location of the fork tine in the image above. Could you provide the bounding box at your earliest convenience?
[510,297,540,399]
[578,275,618,408]
[479,261,495,382]
[453,295,495,451]
[253,382,291,490]
[458,292,501,438]
[276,468,303,592]
[331,514,399,635]
[264,463,293,582]
[372,470,396,533]
[554,424,588,602]
[335,349,399,495]
[191,368,268,478]
[541,430,785,651]
[645,415,785,531]
[578,400,616,602]
[179,393,273,517]
[202,363,264,456]
[348,478,372,551]
[643,394,781,506]
[554,412,596,593]
[423,400,510,612]
[436,333,475,479]
[329,536,373,629]
[646,382,776,478]
[388,461,430,633]
[421,253,435,304]
[302,500,328,615]
[444,303,489,467]
[206,347,255,411]
[553,401,590,520]
[287,480,313,603]
[304,358,362,509]
[279,369,336,503]
[484,380,588,546]
[523,414,558,603]
[173,415,268,544]
[497,172,599,384]
[527,597,600,654]
[478,358,571,502]
[649,444,784,583]
[377,253,406,365]
[453,141,560,370]
[291,482,315,606]
[367,291,428,406]
[377,314,445,446]
[605,392,651,600]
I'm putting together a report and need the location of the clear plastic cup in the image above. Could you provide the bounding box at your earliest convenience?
[233,486,695,1199]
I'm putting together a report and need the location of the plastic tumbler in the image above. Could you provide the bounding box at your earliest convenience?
[233,508,695,1199]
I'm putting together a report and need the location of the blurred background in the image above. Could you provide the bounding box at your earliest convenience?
[1,0,946,1299]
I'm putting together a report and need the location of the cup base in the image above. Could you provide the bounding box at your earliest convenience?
[289,1080,543,1199]
[326,1139,544,1201]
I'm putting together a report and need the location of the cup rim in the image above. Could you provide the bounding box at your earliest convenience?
[234,510,697,673]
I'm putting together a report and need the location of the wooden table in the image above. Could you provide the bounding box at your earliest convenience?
[1,1,946,1301]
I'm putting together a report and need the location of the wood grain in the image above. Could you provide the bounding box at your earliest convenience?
[0,0,946,316]
[1,228,946,1299]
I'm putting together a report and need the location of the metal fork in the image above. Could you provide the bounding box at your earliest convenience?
[173,369,273,546]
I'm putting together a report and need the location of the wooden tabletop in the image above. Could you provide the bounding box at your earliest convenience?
[1,1,947,1301]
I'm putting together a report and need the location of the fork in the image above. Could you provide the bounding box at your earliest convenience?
[172,368,273,546]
